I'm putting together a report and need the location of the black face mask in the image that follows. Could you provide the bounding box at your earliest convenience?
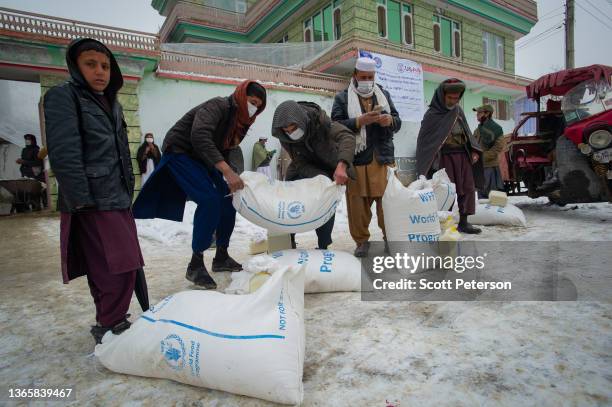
[478,114,490,124]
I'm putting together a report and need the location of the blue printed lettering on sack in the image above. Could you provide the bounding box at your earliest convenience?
[189,340,201,377]
[408,233,439,242]
[297,250,309,265]
[418,191,436,203]
[271,251,284,259]
[150,295,173,314]
[160,334,186,371]
[278,201,306,220]
[485,204,505,214]
[320,251,335,273]
[278,289,287,331]
[409,213,438,224]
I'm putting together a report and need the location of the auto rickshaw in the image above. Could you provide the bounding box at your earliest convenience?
[502,64,612,204]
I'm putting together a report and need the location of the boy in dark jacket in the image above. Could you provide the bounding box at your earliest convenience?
[44,38,145,344]
[271,100,355,250]
[133,80,266,289]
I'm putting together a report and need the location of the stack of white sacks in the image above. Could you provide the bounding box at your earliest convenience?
[94,169,526,404]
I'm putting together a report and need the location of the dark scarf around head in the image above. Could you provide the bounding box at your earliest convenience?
[224,80,266,150]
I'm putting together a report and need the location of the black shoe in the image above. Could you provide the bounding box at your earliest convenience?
[212,247,242,272]
[90,318,132,344]
[383,238,390,255]
[458,215,481,234]
[90,325,110,345]
[354,242,370,257]
[212,256,242,272]
[186,253,217,289]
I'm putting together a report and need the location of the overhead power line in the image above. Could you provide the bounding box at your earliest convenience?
[584,0,612,21]
[576,2,612,31]
[516,25,563,50]
[516,22,564,47]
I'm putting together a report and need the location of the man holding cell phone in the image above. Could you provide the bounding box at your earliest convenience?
[331,56,402,257]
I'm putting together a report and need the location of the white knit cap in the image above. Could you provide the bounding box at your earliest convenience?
[355,57,376,72]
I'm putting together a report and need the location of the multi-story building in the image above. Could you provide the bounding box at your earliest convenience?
[154,0,538,129]
[0,1,539,207]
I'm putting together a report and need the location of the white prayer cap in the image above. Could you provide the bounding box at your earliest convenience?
[355,57,376,72]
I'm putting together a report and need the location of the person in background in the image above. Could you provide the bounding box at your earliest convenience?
[16,134,44,182]
[472,104,505,198]
[271,100,355,250]
[133,80,266,289]
[251,137,276,179]
[416,78,484,234]
[44,38,145,344]
[136,132,162,185]
[331,56,402,257]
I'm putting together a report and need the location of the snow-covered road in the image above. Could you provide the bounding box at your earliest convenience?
[0,197,610,406]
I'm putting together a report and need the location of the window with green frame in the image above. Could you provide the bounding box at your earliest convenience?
[483,31,504,70]
[433,15,461,58]
[377,1,414,46]
[303,1,342,42]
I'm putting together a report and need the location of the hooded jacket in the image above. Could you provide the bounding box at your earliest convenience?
[271,101,356,181]
[44,38,134,212]
[415,80,484,189]
[20,136,43,179]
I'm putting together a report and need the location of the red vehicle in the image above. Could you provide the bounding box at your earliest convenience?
[503,65,612,204]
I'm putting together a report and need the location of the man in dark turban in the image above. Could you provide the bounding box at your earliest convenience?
[416,79,484,234]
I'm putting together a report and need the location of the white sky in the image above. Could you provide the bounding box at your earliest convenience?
[1,0,611,80]
[515,0,612,79]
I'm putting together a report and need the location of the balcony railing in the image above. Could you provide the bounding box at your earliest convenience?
[158,0,281,42]
[159,50,348,93]
[0,7,159,54]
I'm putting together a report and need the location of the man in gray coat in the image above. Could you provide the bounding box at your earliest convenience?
[271,100,356,250]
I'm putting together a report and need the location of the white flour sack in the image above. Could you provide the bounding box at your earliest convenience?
[382,168,441,242]
[95,265,306,405]
[469,202,527,227]
[227,250,361,294]
[233,171,344,235]
[431,168,456,211]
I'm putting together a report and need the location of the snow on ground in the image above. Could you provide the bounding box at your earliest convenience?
[1,196,611,406]
[135,195,612,250]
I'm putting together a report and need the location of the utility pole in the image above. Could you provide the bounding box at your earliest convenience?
[565,0,575,69]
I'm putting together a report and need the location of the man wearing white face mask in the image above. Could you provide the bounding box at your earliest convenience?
[271,100,356,250]
[133,80,266,289]
[332,57,402,257]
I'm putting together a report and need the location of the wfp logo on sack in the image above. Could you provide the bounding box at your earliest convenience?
[417,191,436,203]
[160,334,186,371]
[278,201,305,220]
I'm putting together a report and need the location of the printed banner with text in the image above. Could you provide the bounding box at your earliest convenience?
[359,49,425,123]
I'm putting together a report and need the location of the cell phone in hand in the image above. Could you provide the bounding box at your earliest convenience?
[372,105,384,113]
